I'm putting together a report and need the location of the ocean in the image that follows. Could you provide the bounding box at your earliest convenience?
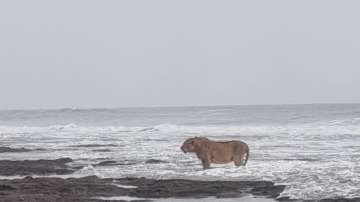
[0,104,359,200]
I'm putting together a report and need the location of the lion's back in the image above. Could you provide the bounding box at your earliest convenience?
[211,140,247,155]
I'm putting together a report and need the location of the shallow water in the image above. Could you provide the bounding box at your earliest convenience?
[0,104,360,200]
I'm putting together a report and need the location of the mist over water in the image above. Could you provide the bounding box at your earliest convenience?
[1,104,360,200]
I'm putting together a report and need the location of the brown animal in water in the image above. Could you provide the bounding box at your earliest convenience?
[181,137,249,169]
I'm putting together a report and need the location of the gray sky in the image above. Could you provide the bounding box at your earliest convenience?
[1,0,360,109]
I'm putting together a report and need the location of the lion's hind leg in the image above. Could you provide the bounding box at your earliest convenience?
[234,151,248,166]
[233,154,243,167]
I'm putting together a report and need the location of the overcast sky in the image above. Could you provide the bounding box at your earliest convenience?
[1,0,360,109]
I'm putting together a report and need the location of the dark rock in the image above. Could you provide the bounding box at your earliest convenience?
[277,196,299,201]
[0,176,129,202]
[0,147,46,153]
[318,198,360,202]
[0,158,79,176]
[278,196,360,202]
[251,182,286,198]
[120,178,285,199]
[145,159,168,164]
[92,149,112,152]
[93,160,138,167]
[0,184,15,191]
[0,147,31,153]
[0,176,285,202]
[70,144,118,148]
[94,161,119,166]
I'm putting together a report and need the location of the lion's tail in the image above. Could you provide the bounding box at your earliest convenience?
[244,147,249,166]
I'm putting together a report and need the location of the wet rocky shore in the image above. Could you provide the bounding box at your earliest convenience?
[0,158,79,176]
[0,175,285,202]
[0,149,358,202]
[0,174,358,202]
[0,156,285,202]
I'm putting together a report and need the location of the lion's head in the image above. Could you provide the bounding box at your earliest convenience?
[181,137,209,153]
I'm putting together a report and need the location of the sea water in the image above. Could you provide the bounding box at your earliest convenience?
[0,104,359,200]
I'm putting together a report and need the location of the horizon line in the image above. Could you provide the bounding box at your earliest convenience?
[1,101,359,112]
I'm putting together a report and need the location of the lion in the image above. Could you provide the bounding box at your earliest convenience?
[181,137,249,169]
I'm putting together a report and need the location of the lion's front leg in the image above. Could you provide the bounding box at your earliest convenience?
[201,157,211,170]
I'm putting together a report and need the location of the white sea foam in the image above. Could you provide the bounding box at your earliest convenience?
[94,196,145,201]
[112,184,137,189]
